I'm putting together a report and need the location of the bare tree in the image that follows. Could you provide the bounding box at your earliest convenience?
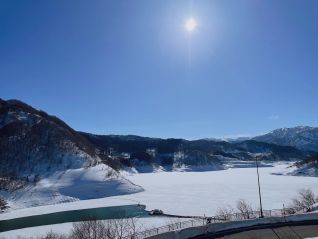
[106,218,130,239]
[126,217,141,238]
[283,207,296,215]
[37,231,67,239]
[299,189,316,211]
[70,217,141,239]
[291,188,316,212]
[291,198,305,212]
[236,199,253,219]
[70,219,110,239]
[216,205,234,221]
[107,217,141,239]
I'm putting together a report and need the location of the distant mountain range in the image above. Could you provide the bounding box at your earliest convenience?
[80,132,309,172]
[253,126,318,151]
[1,98,317,175]
[1,98,318,208]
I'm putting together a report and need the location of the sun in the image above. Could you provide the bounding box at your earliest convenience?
[184,18,197,32]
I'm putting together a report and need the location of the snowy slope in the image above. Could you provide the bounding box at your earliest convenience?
[0,99,143,210]
[1,164,142,210]
[253,126,318,151]
[274,155,318,177]
[288,164,318,177]
[0,99,100,177]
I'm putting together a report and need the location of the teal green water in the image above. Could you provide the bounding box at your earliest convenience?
[0,204,148,232]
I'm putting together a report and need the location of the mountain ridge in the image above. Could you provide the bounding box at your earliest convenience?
[1,98,316,209]
[253,126,318,151]
[0,98,143,209]
[0,98,316,191]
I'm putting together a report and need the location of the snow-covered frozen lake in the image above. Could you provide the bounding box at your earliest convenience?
[2,163,318,220]
[114,162,318,216]
[1,163,318,238]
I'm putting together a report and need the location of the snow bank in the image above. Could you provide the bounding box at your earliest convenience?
[1,164,143,212]
[289,164,318,177]
[271,161,318,177]
[0,217,175,238]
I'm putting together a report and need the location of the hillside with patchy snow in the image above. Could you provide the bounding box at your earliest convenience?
[1,98,317,211]
[0,99,142,210]
[253,126,318,152]
[289,155,318,177]
[80,133,310,173]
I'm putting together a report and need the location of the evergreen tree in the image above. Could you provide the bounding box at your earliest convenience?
[0,197,9,210]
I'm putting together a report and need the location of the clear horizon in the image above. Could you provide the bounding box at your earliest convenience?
[1,0,318,139]
[3,95,318,140]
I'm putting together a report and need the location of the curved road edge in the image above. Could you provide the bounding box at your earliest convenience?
[191,219,318,238]
[147,212,318,239]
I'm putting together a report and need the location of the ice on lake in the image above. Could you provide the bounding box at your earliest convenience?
[113,163,318,216]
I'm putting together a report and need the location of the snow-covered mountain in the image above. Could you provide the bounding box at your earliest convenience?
[1,98,317,209]
[0,99,142,209]
[81,133,309,173]
[0,99,99,177]
[253,126,318,152]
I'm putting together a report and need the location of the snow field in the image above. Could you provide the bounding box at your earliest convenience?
[1,163,318,237]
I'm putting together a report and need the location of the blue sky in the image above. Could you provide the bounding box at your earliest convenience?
[1,0,318,139]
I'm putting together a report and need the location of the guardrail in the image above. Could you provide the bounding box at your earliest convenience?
[124,207,308,239]
[126,218,205,239]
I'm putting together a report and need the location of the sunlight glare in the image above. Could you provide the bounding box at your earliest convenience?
[185,18,197,32]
